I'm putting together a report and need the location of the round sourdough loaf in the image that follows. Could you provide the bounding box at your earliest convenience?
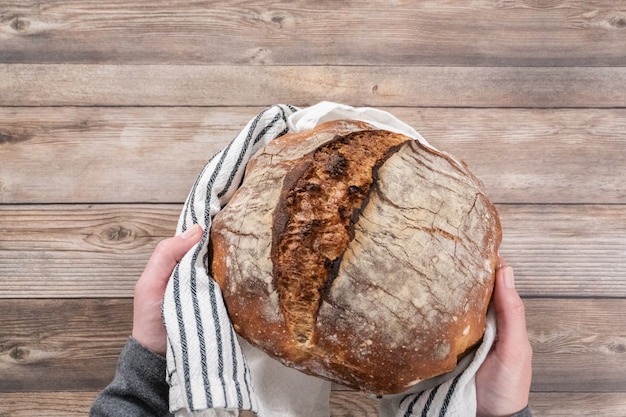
[209,119,501,394]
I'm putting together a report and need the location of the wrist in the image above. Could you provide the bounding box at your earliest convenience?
[131,329,167,357]
[508,405,532,417]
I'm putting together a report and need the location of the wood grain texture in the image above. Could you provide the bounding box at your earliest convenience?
[0,391,625,417]
[1,298,625,393]
[1,0,625,66]
[0,204,178,298]
[528,298,626,392]
[0,299,129,392]
[0,106,233,204]
[2,107,624,205]
[498,204,626,298]
[2,65,626,108]
[0,392,101,417]
[1,204,624,298]
[528,393,626,416]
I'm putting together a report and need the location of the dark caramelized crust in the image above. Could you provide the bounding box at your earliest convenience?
[271,131,409,345]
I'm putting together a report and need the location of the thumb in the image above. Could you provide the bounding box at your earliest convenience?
[141,224,204,284]
[493,266,529,351]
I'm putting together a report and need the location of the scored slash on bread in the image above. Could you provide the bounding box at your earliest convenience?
[272,129,409,346]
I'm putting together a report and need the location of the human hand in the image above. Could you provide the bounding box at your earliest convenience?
[131,224,203,356]
[475,259,533,417]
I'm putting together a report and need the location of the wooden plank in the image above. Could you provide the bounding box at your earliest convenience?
[0,204,179,298]
[498,204,626,298]
[2,65,626,108]
[0,392,625,417]
[1,298,625,393]
[1,1,625,66]
[0,392,100,417]
[528,393,626,416]
[0,106,242,205]
[1,107,625,205]
[0,106,231,205]
[403,108,626,206]
[1,204,625,298]
[0,299,129,392]
[527,298,626,392]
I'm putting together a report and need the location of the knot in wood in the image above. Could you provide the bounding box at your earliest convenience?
[0,131,33,145]
[609,15,626,29]
[103,225,134,242]
[608,342,626,354]
[9,345,30,362]
[9,16,30,32]
[256,11,293,31]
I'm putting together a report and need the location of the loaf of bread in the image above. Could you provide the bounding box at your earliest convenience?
[210,120,501,395]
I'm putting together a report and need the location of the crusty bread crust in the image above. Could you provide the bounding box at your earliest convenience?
[210,120,501,394]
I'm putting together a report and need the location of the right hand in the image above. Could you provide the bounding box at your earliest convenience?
[475,259,533,417]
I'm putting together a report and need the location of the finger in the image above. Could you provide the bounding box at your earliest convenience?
[492,266,529,351]
[140,224,204,286]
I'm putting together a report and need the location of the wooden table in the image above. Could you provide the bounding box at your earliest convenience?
[1,1,625,416]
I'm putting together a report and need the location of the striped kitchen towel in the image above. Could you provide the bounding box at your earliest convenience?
[162,102,496,417]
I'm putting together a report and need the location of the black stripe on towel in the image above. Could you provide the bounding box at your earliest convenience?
[215,110,264,199]
[190,231,217,407]
[172,263,199,410]
[228,323,244,408]
[403,390,425,417]
[438,375,462,417]
[181,151,218,232]
[421,385,440,417]
[217,105,295,199]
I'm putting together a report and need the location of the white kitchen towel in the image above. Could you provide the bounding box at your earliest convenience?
[162,102,496,417]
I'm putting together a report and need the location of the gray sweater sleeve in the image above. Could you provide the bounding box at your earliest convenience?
[510,405,533,417]
[90,337,172,417]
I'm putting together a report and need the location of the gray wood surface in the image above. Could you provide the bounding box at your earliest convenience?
[1,204,624,298]
[2,65,626,108]
[2,1,625,66]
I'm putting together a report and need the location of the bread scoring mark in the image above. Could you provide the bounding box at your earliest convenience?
[271,130,410,345]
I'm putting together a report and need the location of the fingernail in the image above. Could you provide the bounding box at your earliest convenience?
[181,224,202,239]
[503,266,515,289]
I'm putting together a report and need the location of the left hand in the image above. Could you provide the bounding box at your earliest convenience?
[131,224,203,356]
